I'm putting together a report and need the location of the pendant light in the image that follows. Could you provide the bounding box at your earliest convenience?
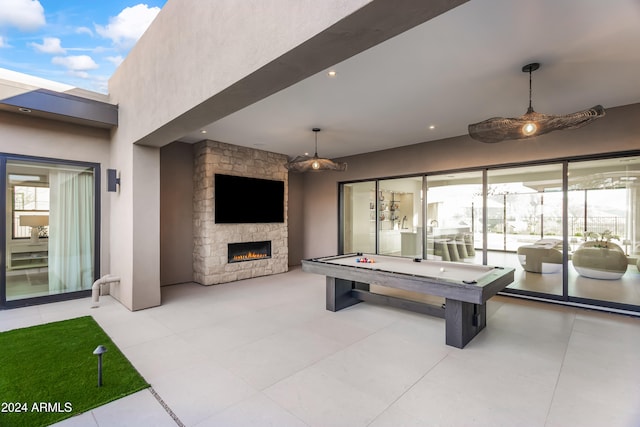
[285,128,347,172]
[468,63,605,143]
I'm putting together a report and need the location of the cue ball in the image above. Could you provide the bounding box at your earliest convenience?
[439,267,445,272]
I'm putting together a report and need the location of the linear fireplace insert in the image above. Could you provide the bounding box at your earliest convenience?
[228,241,272,263]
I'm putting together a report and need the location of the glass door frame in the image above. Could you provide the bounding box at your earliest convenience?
[0,153,101,309]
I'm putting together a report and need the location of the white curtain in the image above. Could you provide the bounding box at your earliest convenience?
[48,170,94,293]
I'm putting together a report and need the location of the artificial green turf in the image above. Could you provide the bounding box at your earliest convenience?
[0,316,149,427]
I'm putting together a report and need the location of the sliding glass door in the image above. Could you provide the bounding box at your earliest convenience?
[567,157,640,308]
[338,153,640,313]
[378,177,423,257]
[341,181,376,254]
[3,157,98,306]
[425,171,482,263]
[487,164,564,296]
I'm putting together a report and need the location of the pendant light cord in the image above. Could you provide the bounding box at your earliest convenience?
[527,67,533,112]
[314,132,318,156]
[522,63,539,114]
[313,128,320,157]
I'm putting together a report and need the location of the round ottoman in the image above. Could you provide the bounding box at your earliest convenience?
[572,243,627,280]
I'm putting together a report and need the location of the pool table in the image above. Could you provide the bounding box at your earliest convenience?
[301,254,514,348]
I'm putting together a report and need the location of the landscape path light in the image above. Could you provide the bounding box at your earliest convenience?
[93,345,107,387]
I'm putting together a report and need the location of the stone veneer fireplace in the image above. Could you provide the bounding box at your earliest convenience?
[193,140,288,285]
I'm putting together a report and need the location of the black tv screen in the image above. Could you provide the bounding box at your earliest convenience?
[214,174,284,223]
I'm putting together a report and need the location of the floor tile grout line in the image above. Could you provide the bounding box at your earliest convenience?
[543,309,577,426]
[366,350,452,426]
[251,327,374,392]
[148,386,185,427]
[90,410,99,426]
[259,391,312,427]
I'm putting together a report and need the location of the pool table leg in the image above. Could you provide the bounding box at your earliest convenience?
[326,277,369,311]
[445,299,487,348]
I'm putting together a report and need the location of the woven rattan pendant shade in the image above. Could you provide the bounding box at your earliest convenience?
[468,63,605,143]
[285,128,347,172]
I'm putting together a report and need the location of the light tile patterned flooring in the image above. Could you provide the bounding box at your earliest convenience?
[1,267,639,426]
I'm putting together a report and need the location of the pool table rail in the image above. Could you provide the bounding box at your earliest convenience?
[302,256,513,305]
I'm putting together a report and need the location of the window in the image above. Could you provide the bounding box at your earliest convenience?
[12,180,50,239]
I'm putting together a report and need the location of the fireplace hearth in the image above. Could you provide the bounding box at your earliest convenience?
[228,241,272,263]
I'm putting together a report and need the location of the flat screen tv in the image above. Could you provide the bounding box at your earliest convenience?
[214,174,284,223]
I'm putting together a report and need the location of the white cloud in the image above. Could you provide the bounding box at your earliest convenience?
[95,4,161,48]
[52,55,99,78]
[76,26,93,37]
[105,55,123,67]
[31,37,66,54]
[0,0,46,31]
[0,36,7,48]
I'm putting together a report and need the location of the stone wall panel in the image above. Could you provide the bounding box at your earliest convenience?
[193,140,289,285]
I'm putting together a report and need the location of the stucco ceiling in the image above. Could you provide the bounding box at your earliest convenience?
[179,0,640,160]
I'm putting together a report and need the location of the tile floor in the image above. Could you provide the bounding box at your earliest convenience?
[1,267,639,426]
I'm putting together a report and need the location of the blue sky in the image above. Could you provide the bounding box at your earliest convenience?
[0,0,167,93]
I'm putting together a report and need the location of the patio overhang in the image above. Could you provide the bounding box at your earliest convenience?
[0,84,117,129]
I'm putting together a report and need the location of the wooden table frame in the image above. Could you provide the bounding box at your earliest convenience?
[302,255,514,348]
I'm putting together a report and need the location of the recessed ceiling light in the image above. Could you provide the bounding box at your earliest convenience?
[18,107,32,113]
[429,125,435,130]
[304,152,309,156]
[200,130,207,134]
[327,70,337,77]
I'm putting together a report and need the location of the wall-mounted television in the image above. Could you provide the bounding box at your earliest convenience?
[214,174,284,224]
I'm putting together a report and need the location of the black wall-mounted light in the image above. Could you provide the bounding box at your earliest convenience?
[107,169,120,192]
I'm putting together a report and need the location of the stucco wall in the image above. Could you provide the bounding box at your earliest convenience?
[287,172,305,266]
[296,102,640,261]
[160,142,194,285]
[105,127,160,311]
[0,110,112,277]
